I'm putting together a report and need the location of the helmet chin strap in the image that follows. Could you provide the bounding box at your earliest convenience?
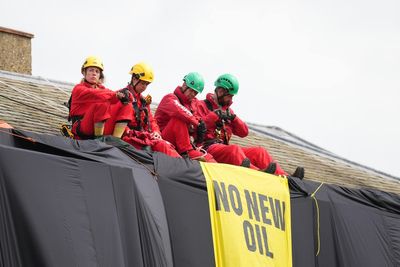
[130,75,141,94]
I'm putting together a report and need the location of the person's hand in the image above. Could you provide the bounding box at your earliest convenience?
[144,94,152,105]
[225,109,236,121]
[214,109,233,121]
[151,132,162,140]
[117,89,131,104]
[197,120,207,143]
[116,91,124,99]
[214,109,235,121]
[214,109,226,119]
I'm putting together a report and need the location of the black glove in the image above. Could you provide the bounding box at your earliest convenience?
[119,88,130,104]
[225,109,236,121]
[215,109,235,121]
[196,120,207,143]
[214,109,229,120]
[214,109,224,119]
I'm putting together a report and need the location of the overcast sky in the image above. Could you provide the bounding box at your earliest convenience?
[2,0,400,178]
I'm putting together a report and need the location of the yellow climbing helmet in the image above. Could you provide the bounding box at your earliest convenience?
[129,62,154,83]
[81,56,104,72]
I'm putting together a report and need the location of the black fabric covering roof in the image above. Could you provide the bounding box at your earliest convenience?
[0,129,399,266]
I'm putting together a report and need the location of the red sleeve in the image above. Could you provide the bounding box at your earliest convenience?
[147,107,160,134]
[195,102,216,130]
[228,109,248,137]
[158,94,199,126]
[194,100,210,118]
[72,83,118,104]
[203,111,220,133]
[195,101,220,140]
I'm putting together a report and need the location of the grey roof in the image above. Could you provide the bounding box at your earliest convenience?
[1,70,399,194]
[0,70,71,135]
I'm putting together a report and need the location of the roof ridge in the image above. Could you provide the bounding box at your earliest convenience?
[0,70,74,89]
[247,123,400,181]
[248,122,331,153]
[0,79,66,112]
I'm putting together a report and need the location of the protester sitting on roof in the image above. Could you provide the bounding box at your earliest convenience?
[196,73,304,178]
[68,56,133,139]
[120,62,180,157]
[155,72,216,162]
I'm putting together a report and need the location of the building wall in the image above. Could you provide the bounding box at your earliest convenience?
[0,27,34,75]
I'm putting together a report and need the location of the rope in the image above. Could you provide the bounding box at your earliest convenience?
[118,146,159,180]
[0,128,36,143]
[310,182,324,257]
[190,147,209,160]
[0,94,67,119]
[0,80,67,113]
[38,76,71,97]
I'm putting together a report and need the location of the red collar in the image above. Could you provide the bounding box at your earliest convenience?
[174,86,192,106]
[82,81,105,89]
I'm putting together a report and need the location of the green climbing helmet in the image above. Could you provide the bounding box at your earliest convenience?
[214,73,239,95]
[183,72,205,94]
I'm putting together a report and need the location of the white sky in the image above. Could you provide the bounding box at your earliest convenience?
[2,0,400,178]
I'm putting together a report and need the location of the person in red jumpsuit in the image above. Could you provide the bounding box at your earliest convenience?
[196,73,304,178]
[69,56,133,139]
[120,62,180,158]
[155,72,216,162]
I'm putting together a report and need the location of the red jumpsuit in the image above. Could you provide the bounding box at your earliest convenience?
[196,93,287,175]
[155,87,216,162]
[121,85,180,158]
[69,81,133,139]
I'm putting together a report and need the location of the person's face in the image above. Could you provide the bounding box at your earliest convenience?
[132,77,150,94]
[183,85,198,101]
[216,88,233,106]
[84,67,101,84]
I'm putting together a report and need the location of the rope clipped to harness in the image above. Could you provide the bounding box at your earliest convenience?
[60,124,74,138]
[189,147,209,161]
[203,99,230,145]
[131,95,151,132]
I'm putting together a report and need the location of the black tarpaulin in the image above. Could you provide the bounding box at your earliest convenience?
[0,130,172,267]
[0,129,399,266]
[300,181,400,267]
[155,153,215,267]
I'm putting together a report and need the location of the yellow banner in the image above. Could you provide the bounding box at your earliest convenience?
[201,162,292,267]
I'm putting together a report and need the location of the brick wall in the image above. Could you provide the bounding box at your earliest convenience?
[0,27,34,75]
